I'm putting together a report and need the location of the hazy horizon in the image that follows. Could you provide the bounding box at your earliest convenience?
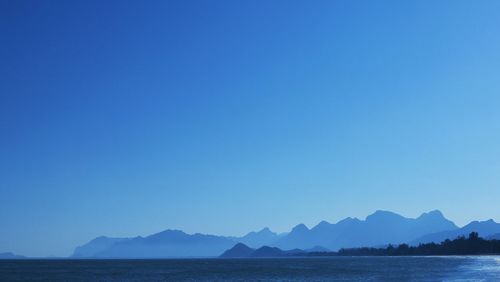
[2,0,500,257]
[3,209,496,258]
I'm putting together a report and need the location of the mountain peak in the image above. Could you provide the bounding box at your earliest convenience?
[220,243,254,258]
[317,220,331,227]
[337,217,360,224]
[418,210,445,219]
[291,223,309,233]
[242,227,276,237]
[466,219,497,226]
[467,219,497,227]
[252,246,284,257]
[311,220,332,231]
[366,210,404,221]
[145,229,191,242]
[235,227,279,248]
[258,227,273,234]
[233,242,252,249]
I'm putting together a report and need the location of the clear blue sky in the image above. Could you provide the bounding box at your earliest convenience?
[1,0,500,257]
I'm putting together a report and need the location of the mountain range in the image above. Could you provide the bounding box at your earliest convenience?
[220,243,328,258]
[410,219,500,245]
[75,230,236,258]
[271,210,457,250]
[220,243,305,258]
[69,210,500,258]
[227,227,283,248]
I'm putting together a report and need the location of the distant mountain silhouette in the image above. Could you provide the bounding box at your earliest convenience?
[74,228,282,258]
[72,236,130,257]
[411,219,500,245]
[0,252,25,259]
[228,227,279,248]
[72,210,478,258]
[251,246,285,257]
[90,230,236,258]
[222,233,500,258]
[272,210,457,250]
[220,243,305,258]
[220,243,255,258]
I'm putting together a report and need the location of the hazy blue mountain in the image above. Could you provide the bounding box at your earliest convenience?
[272,210,458,250]
[220,243,305,258]
[272,223,311,250]
[92,230,236,258]
[75,227,280,258]
[72,210,462,258]
[411,219,500,245]
[252,246,285,257]
[231,227,279,248]
[220,243,255,258]
[72,236,130,257]
[0,252,25,259]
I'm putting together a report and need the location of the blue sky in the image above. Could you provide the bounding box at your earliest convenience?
[1,0,500,257]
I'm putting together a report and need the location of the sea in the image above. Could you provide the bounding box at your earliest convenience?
[1,256,500,281]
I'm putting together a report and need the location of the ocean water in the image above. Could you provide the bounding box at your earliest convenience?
[1,256,500,281]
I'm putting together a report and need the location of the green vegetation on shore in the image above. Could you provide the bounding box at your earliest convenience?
[309,232,500,256]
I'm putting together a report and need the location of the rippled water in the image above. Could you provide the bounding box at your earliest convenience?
[1,256,500,281]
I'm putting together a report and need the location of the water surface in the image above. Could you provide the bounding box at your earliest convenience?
[1,256,500,281]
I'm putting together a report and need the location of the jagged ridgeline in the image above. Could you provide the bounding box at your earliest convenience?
[71,210,500,258]
[220,232,500,257]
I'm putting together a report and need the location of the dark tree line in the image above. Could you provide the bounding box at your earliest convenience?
[307,232,500,256]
